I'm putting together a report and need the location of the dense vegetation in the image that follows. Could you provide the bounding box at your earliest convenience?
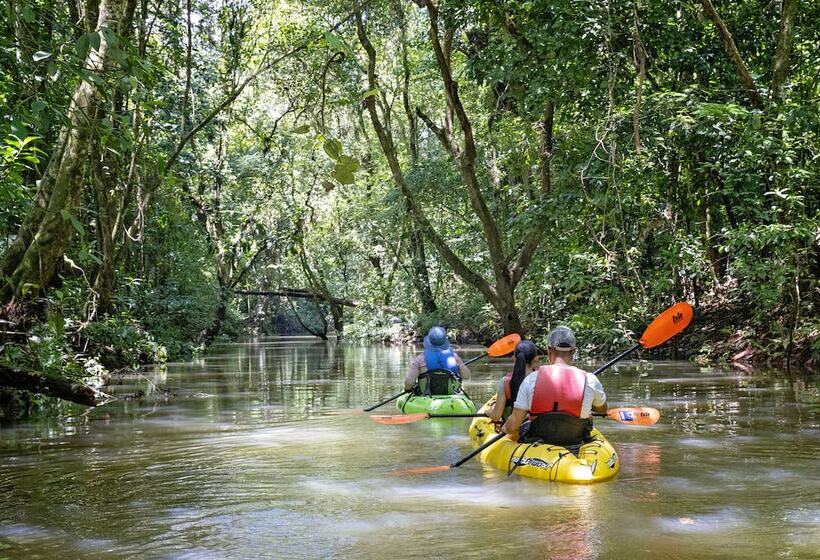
[0,0,817,413]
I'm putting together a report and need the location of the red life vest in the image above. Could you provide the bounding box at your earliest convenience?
[529,365,586,418]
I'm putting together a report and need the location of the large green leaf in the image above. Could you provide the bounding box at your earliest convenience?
[333,164,355,185]
[323,138,342,161]
[324,32,345,52]
[337,154,360,172]
[60,209,85,238]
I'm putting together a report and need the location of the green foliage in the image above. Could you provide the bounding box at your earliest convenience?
[1,0,818,403]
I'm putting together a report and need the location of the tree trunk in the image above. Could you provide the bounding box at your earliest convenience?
[631,3,647,153]
[408,222,437,314]
[0,365,100,406]
[200,250,232,342]
[0,0,126,302]
[357,1,540,333]
[201,285,229,344]
[90,139,116,315]
[772,0,798,100]
[493,281,523,334]
[354,4,496,307]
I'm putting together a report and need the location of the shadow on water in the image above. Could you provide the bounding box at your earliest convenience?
[0,338,818,559]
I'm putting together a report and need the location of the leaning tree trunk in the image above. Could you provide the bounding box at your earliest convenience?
[0,0,127,302]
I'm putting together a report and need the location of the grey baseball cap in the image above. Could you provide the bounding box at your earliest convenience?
[548,326,576,350]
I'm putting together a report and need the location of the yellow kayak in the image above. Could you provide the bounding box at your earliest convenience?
[468,398,620,484]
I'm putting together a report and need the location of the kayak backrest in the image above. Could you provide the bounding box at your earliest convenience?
[523,413,593,447]
[417,369,461,396]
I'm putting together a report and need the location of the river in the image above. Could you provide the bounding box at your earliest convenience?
[1,338,818,559]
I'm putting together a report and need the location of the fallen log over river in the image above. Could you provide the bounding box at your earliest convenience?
[0,365,100,406]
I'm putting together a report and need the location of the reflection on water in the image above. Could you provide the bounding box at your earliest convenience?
[0,338,818,559]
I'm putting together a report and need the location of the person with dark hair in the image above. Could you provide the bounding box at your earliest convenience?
[404,326,470,392]
[486,340,540,422]
[502,326,607,446]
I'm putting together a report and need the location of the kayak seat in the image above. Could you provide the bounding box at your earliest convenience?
[416,369,462,396]
[522,413,593,446]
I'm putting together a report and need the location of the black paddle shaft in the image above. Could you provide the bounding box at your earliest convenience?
[463,353,487,366]
[591,343,642,376]
[450,432,506,468]
[363,390,410,412]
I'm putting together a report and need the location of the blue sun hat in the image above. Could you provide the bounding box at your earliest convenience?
[423,326,450,351]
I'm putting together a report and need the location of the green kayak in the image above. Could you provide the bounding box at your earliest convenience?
[396,392,477,414]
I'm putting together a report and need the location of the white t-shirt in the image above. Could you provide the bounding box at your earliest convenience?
[513,367,606,419]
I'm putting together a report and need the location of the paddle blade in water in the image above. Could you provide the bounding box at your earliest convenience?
[487,333,522,357]
[607,407,661,426]
[639,302,693,348]
[369,413,429,425]
[388,465,452,476]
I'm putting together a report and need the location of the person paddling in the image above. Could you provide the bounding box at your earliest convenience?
[486,340,539,422]
[502,327,607,446]
[404,326,470,394]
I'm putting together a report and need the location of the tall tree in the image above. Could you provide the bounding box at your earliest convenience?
[0,0,129,301]
[355,1,553,332]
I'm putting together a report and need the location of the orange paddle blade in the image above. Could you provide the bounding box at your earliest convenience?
[638,302,693,348]
[369,413,429,425]
[487,333,522,357]
[607,407,661,426]
[388,465,452,476]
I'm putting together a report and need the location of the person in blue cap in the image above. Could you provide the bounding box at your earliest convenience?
[404,326,470,392]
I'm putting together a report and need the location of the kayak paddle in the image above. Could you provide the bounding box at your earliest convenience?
[388,432,505,476]
[361,333,521,412]
[371,412,488,425]
[462,332,521,366]
[595,406,660,426]
[389,302,692,476]
[363,389,411,412]
[591,301,693,376]
[371,405,660,426]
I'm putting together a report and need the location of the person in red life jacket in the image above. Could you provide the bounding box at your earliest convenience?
[404,326,470,393]
[486,340,540,422]
[502,327,607,446]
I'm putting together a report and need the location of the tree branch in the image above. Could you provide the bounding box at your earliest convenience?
[235,289,356,307]
[699,0,764,109]
[415,108,461,161]
[229,240,271,290]
[421,0,509,281]
[510,102,553,286]
[163,1,372,172]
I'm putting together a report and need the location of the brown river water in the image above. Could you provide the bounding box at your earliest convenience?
[1,337,818,559]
